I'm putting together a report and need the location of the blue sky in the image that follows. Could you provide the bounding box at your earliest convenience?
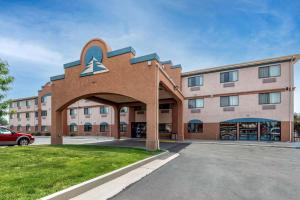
[0,0,300,112]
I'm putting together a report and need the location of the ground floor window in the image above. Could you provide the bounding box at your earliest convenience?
[120,123,127,132]
[17,125,21,131]
[41,126,48,132]
[35,125,38,132]
[220,123,237,140]
[70,123,78,132]
[159,123,172,133]
[239,122,258,141]
[260,121,281,141]
[188,120,203,133]
[26,125,31,132]
[100,123,109,132]
[84,123,92,132]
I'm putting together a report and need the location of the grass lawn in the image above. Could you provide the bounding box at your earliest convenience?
[0,145,158,200]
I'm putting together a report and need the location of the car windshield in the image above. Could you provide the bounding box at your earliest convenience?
[0,127,11,134]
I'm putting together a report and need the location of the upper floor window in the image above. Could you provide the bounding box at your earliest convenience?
[41,110,47,117]
[25,112,30,118]
[84,107,91,115]
[188,75,203,87]
[259,92,281,105]
[100,106,109,114]
[188,99,204,108]
[17,113,21,119]
[220,96,239,107]
[35,111,38,118]
[17,101,20,107]
[70,108,77,116]
[259,65,281,78]
[220,70,238,83]
[25,100,30,107]
[34,98,38,105]
[9,114,13,119]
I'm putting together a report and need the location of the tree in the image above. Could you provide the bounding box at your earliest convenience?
[0,59,14,125]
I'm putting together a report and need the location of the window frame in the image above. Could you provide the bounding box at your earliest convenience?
[84,123,92,132]
[188,75,203,87]
[187,122,203,133]
[258,64,281,79]
[220,70,239,83]
[100,106,109,114]
[188,98,204,109]
[84,107,91,115]
[259,92,281,105]
[220,96,239,107]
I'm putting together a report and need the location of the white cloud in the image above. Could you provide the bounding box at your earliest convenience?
[0,37,64,65]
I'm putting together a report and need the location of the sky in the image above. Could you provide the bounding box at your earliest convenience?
[0,0,300,112]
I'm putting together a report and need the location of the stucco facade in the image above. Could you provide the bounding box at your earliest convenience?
[8,38,300,150]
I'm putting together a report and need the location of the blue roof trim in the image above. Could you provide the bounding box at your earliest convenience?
[222,118,279,123]
[107,47,136,58]
[188,119,203,124]
[50,74,65,81]
[64,60,81,69]
[80,72,94,77]
[160,60,172,65]
[130,53,160,64]
[171,64,182,69]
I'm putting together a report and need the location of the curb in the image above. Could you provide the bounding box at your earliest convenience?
[40,151,169,200]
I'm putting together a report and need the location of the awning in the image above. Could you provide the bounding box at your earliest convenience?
[222,118,279,123]
[188,119,203,124]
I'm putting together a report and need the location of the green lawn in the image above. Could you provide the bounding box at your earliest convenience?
[0,145,158,200]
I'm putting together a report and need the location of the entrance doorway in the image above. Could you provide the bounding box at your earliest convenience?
[131,122,146,138]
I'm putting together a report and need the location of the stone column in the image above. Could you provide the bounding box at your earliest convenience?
[146,101,159,150]
[51,110,63,145]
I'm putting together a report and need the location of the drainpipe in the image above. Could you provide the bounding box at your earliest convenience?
[289,56,296,142]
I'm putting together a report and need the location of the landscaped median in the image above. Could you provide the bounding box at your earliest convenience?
[0,145,159,200]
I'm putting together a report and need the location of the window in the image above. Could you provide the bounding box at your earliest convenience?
[70,108,77,116]
[26,112,30,119]
[41,126,48,132]
[84,107,91,115]
[259,65,281,78]
[84,123,92,132]
[120,107,128,113]
[17,125,21,131]
[26,100,30,107]
[17,101,20,107]
[17,113,21,119]
[100,106,109,114]
[9,114,13,119]
[260,121,281,141]
[41,96,46,103]
[41,110,47,116]
[159,104,171,109]
[259,92,281,104]
[120,122,127,132]
[100,123,109,132]
[188,99,204,108]
[70,123,78,132]
[35,111,38,118]
[35,125,38,132]
[220,96,239,107]
[159,123,172,133]
[188,75,203,87]
[35,98,38,105]
[187,120,203,133]
[9,103,13,108]
[220,70,238,83]
[26,124,31,132]
[0,127,12,134]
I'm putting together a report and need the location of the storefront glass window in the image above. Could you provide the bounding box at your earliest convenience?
[220,123,237,140]
[260,121,281,141]
[239,122,258,141]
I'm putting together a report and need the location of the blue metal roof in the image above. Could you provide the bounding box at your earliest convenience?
[64,60,81,69]
[50,74,65,81]
[107,47,136,58]
[222,118,279,123]
[130,53,160,64]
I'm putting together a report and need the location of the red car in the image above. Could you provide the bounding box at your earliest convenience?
[0,126,34,146]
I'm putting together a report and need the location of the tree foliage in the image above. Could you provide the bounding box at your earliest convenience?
[0,59,14,124]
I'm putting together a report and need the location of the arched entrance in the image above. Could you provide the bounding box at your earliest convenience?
[50,38,184,150]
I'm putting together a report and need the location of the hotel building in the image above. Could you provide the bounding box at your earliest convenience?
[8,38,299,150]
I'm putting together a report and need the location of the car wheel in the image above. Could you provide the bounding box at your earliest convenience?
[18,138,29,146]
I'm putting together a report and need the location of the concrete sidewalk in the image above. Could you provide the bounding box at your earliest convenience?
[70,153,179,200]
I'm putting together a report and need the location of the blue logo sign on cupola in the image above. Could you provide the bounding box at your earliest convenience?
[81,46,109,76]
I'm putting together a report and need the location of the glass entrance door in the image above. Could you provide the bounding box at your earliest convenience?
[131,122,146,138]
[239,122,258,141]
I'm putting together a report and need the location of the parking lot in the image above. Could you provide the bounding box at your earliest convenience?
[112,142,300,200]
